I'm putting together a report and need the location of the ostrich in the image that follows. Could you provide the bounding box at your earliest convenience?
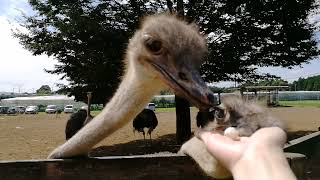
[133,108,158,139]
[48,14,217,159]
[55,109,63,118]
[83,92,94,125]
[179,94,286,179]
[65,92,94,140]
[65,109,87,140]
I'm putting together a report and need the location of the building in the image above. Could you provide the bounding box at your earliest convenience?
[0,95,85,108]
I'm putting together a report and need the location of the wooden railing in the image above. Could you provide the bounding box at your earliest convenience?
[0,131,319,180]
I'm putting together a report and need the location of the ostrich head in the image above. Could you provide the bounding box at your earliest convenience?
[126,14,216,109]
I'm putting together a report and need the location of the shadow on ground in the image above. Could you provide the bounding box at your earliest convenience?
[89,133,181,157]
[89,131,315,157]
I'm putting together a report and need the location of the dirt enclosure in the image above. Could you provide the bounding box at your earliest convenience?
[0,107,319,160]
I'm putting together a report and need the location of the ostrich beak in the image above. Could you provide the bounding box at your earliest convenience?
[148,58,218,110]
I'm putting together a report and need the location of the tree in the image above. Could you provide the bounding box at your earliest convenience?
[291,75,320,91]
[14,0,166,103]
[186,0,319,83]
[36,85,52,95]
[14,0,319,103]
[242,78,289,87]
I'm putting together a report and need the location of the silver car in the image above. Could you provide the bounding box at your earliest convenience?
[15,106,26,114]
[64,105,74,113]
[45,105,57,114]
[25,106,39,114]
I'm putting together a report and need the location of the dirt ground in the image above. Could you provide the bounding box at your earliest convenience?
[0,107,319,160]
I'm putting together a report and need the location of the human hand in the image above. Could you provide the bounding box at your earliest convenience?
[197,127,296,180]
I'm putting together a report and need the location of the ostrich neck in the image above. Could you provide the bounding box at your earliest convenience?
[101,69,158,127]
[57,65,160,156]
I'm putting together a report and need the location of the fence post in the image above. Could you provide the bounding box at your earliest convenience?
[175,95,191,145]
[285,153,307,180]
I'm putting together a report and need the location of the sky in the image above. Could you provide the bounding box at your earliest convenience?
[0,0,66,93]
[0,0,320,93]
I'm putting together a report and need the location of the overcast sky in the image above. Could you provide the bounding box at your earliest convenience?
[0,0,320,93]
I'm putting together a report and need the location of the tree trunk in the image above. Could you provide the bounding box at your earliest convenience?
[174,0,191,145]
[176,0,184,17]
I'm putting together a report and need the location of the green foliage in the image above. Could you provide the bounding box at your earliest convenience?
[290,75,320,91]
[36,85,52,95]
[37,104,46,112]
[14,0,319,104]
[242,78,289,87]
[0,94,14,100]
[159,90,174,95]
[187,0,319,82]
[151,98,175,108]
[209,86,234,93]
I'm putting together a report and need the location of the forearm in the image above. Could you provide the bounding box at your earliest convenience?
[232,145,297,180]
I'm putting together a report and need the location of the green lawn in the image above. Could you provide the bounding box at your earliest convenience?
[156,107,198,113]
[279,100,320,108]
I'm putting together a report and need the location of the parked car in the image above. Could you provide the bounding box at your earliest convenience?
[64,105,74,113]
[15,106,26,114]
[7,107,17,115]
[25,106,39,114]
[0,106,9,114]
[145,103,156,111]
[45,105,58,114]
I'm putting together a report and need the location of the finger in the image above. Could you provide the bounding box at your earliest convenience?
[251,127,287,147]
[198,130,243,167]
[239,136,249,142]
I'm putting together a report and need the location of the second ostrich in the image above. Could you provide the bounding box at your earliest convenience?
[133,108,158,139]
[65,92,93,140]
[48,14,216,159]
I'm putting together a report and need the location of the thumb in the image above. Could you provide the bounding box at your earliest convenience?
[197,130,242,168]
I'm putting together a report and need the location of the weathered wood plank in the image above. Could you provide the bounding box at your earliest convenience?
[286,153,307,180]
[0,153,311,180]
[1,132,318,180]
[0,154,214,180]
[285,131,320,156]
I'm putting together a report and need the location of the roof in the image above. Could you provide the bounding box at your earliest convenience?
[1,95,75,101]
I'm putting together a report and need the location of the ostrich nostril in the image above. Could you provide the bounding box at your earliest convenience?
[207,93,218,105]
[178,72,188,81]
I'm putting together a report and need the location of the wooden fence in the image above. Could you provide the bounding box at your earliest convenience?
[0,131,319,180]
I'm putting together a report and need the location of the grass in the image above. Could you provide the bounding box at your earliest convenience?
[279,100,320,108]
[156,107,198,113]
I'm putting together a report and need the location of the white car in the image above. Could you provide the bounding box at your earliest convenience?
[45,105,57,114]
[25,106,39,114]
[145,103,156,111]
[64,105,74,113]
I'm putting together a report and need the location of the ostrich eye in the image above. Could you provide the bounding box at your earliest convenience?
[145,39,162,54]
[143,34,163,54]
